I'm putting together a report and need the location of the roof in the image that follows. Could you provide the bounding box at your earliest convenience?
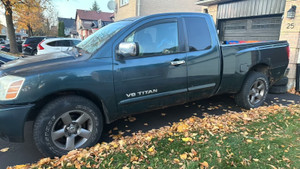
[58,17,75,29]
[76,9,114,22]
[196,0,237,6]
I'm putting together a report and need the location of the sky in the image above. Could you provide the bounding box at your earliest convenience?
[52,0,114,19]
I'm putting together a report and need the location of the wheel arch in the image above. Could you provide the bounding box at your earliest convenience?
[27,89,110,124]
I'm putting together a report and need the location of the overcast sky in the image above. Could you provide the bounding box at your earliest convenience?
[52,0,114,19]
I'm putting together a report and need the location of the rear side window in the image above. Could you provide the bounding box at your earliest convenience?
[57,40,71,47]
[47,41,57,46]
[184,17,211,51]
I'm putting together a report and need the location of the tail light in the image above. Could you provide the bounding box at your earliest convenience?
[38,40,45,50]
[286,46,290,60]
[22,44,30,47]
[1,46,5,48]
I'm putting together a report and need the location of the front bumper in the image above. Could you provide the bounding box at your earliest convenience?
[0,104,34,142]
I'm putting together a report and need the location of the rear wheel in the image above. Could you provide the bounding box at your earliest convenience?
[33,96,103,157]
[235,71,269,109]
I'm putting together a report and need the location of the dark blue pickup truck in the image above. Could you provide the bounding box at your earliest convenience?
[0,13,289,157]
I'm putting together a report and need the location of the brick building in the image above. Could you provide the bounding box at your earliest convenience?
[198,0,300,89]
[75,10,114,40]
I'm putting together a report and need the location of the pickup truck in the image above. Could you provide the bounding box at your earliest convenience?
[0,13,289,157]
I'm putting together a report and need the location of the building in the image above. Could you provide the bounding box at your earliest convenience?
[114,0,203,21]
[197,0,300,89]
[58,17,76,37]
[75,9,114,40]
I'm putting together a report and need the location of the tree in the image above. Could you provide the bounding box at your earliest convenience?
[14,0,45,37]
[90,0,100,12]
[58,21,65,37]
[0,0,19,53]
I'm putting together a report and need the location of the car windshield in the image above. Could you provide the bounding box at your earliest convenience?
[76,21,132,54]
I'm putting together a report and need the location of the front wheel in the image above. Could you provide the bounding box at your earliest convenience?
[235,71,269,109]
[33,96,103,157]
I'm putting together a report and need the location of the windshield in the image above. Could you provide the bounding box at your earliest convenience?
[76,21,132,54]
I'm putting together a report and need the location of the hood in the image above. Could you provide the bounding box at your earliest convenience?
[0,52,83,76]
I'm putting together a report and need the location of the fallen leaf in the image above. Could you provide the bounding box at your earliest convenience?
[128,116,136,122]
[161,113,166,116]
[216,150,221,158]
[253,159,259,162]
[0,147,9,152]
[144,123,148,126]
[173,158,180,164]
[246,139,253,143]
[168,138,174,142]
[200,161,209,168]
[147,147,154,152]
[182,137,192,142]
[180,153,187,160]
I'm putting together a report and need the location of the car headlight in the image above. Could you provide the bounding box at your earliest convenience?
[0,75,25,101]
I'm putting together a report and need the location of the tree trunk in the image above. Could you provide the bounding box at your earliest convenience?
[27,24,33,37]
[4,3,18,54]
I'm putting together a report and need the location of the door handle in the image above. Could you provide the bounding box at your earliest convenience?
[171,60,185,66]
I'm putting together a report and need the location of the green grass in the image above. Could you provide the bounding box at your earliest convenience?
[83,109,300,169]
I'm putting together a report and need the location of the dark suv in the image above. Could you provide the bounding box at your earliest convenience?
[22,36,54,55]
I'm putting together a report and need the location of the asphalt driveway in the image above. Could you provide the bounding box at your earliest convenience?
[0,93,299,168]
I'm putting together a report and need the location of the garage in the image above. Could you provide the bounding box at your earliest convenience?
[218,16,282,42]
[210,0,286,43]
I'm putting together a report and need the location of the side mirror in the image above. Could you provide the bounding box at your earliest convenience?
[117,42,138,57]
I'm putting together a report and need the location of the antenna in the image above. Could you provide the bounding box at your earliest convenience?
[107,0,117,12]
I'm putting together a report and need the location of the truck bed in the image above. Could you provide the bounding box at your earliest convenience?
[217,41,289,94]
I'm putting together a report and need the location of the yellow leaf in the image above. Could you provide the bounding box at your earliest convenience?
[180,153,187,160]
[200,161,209,168]
[182,137,192,142]
[148,147,154,152]
[253,158,259,162]
[168,138,174,142]
[15,165,28,169]
[0,147,9,152]
[173,158,180,164]
[130,155,139,162]
[246,139,253,143]
[177,123,189,132]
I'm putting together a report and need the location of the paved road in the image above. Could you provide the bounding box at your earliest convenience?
[0,93,299,168]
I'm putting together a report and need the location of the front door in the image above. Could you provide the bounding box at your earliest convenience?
[113,18,187,115]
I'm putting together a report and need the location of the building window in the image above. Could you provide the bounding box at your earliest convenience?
[120,0,129,7]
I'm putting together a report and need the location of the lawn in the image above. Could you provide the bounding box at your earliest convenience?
[11,104,300,169]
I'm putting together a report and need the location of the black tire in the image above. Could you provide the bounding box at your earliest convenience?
[32,50,37,55]
[269,85,288,94]
[235,71,269,109]
[273,76,288,86]
[33,96,103,157]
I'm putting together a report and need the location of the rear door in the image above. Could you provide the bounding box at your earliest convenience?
[57,40,72,52]
[183,16,222,101]
[113,18,188,115]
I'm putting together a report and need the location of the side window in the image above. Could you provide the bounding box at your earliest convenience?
[184,17,212,51]
[57,40,71,47]
[124,21,179,57]
[47,41,57,46]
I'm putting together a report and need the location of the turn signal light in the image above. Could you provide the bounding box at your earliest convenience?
[5,80,24,100]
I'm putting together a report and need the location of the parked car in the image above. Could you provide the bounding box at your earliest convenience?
[22,36,55,55]
[1,41,23,53]
[0,53,18,66]
[37,38,81,55]
[0,13,289,157]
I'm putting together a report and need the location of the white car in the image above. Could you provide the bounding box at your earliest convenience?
[37,38,81,55]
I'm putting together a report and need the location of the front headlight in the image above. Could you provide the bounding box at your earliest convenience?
[0,75,25,101]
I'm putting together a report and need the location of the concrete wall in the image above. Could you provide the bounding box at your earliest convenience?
[115,0,203,21]
[280,0,300,88]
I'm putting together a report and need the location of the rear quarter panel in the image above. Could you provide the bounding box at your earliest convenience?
[217,41,289,94]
